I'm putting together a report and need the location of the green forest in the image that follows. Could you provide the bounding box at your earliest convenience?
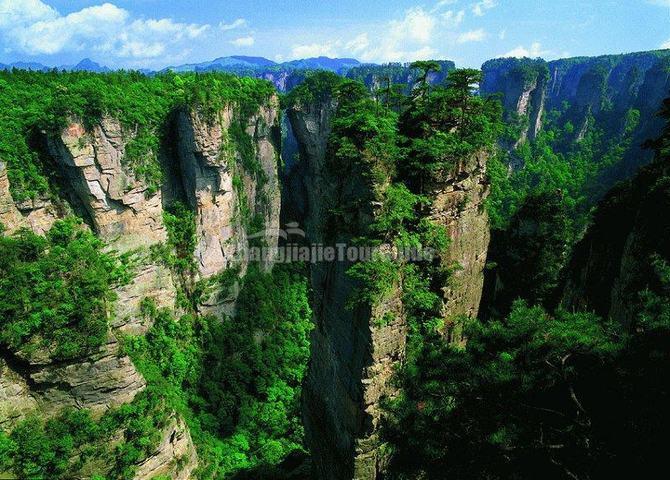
[0,55,669,480]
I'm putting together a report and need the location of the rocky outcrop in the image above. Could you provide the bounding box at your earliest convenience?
[481,50,670,177]
[175,99,281,280]
[480,58,548,147]
[0,358,38,429]
[0,161,60,234]
[25,338,146,412]
[44,118,168,248]
[428,150,491,343]
[289,94,404,479]
[133,415,198,480]
[43,117,177,332]
[289,90,492,478]
[0,162,22,232]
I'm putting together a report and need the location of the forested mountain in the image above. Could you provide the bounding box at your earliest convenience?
[0,48,668,480]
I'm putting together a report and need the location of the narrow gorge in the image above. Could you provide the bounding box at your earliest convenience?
[0,48,669,480]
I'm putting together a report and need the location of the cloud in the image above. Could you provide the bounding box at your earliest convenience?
[472,0,497,16]
[647,0,670,6]
[389,7,436,44]
[219,18,247,31]
[231,36,255,47]
[290,42,340,59]
[500,42,549,58]
[346,33,370,54]
[0,0,211,64]
[662,38,670,49]
[457,28,486,43]
[498,28,507,40]
[353,6,441,62]
[441,10,465,28]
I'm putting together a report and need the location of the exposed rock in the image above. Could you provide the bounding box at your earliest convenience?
[289,93,491,479]
[133,414,198,480]
[44,118,167,249]
[0,161,22,232]
[481,51,670,179]
[42,117,177,332]
[427,150,491,344]
[25,337,145,414]
[0,161,60,235]
[290,95,402,479]
[175,99,281,282]
[0,358,38,429]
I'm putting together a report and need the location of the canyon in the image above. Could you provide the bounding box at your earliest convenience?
[0,48,669,479]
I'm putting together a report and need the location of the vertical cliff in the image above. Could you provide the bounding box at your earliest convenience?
[427,151,491,343]
[288,77,493,479]
[481,50,670,179]
[0,87,281,479]
[560,156,670,328]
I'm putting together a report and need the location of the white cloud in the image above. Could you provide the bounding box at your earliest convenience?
[291,42,340,59]
[500,42,549,58]
[457,28,486,43]
[346,33,370,54]
[472,0,497,16]
[647,0,670,6]
[0,0,212,64]
[0,0,57,27]
[231,36,255,47]
[219,18,247,31]
[441,10,465,28]
[662,38,670,49]
[389,7,436,44]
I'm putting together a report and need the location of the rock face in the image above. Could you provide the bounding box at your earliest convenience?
[0,160,60,235]
[427,151,491,343]
[0,97,281,477]
[289,93,491,479]
[561,157,670,328]
[45,118,168,248]
[481,51,670,177]
[133,415,198,480]
[175,100,281,279]
[44,116,177,332]
[0,359,38,429]
[480,58,547,147]
[0,162,22,232]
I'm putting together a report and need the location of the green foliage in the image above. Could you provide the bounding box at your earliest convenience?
[482,190,571,319]
[0,70,275,200]
[0,217,129,360]
[400,69,503,185]
[122,263,313,478]
[384,301,620,479]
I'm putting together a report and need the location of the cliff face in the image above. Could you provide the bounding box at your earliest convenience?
[0,97,281,478]
[427,151,491,343]
[561,157,670,328]
[288,93,491,479]
[482,51,670,176]
[175,102,281,280]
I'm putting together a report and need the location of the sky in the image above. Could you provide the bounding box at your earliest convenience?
[0,0,669,69]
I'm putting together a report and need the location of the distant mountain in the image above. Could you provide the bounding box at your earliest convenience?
[0,61,50,71]
[167,55,362,75]
[280,56,361,73]
[165,55,277,73]
[68,58,110,73]
[0,58,111,72]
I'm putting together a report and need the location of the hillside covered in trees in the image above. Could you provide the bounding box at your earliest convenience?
[0,48,669,480]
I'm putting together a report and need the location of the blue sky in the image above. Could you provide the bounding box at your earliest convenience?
[0,0,668,68]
